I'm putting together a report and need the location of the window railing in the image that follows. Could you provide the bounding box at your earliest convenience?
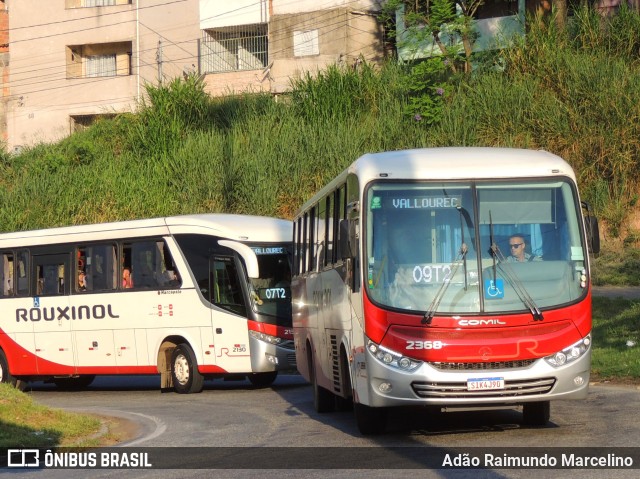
[200,24,268,73]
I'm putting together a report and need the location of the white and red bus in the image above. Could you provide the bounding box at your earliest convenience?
[292,147,599,434]
[0,214,295,393]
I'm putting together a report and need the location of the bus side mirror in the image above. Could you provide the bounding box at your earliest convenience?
[585,215,600,255]
[581,201,600,255]
[218,240,260,278]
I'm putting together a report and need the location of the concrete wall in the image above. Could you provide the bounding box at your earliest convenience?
[0,0,8,146]
[200,0,268,29]
[202,1,384,97]
[268,8,383,93]
[273,0,382,15]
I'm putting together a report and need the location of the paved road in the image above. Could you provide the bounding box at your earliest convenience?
[4,374,640,479]
[592,286,640,299]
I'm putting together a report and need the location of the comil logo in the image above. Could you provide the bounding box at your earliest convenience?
[7,449,40,468]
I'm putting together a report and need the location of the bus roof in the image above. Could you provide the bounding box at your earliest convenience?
[297,147,577,213]
[0,214,292,248]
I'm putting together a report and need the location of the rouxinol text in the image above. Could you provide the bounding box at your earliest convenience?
[16,305,120,322]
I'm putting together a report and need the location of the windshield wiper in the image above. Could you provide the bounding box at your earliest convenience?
[457,205,473,292]
[422,206,471,325]
[487,212,544,321]
[422,242,467,325]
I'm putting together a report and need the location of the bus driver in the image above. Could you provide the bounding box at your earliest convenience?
[506,234,541,262]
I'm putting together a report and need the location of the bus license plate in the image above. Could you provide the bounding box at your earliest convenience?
[467,377,505,391]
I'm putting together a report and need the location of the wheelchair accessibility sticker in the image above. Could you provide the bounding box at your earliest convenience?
[484,279,504,299]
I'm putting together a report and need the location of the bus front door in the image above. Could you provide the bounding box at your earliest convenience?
[209,255,252,374]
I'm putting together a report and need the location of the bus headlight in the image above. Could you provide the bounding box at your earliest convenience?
[544,334,591,368]
[249,330,282,345]
[367,339,421,372]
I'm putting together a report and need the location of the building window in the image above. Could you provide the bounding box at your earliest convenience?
[293,30,319,57]
[66,42,132,79]
[86,54,116,77]
[200,24,268,73]
[65,0,132,7]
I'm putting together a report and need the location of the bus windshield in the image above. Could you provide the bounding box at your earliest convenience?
[249,247,292,319]
[365,179,587,315]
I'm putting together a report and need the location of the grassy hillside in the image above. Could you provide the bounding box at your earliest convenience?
[1,7,639,253]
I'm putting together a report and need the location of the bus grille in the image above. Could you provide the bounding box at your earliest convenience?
[430,359,536,371]
[411,377,556,399]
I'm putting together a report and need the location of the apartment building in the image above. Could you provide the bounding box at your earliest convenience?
[1,0,384,152]
[3,0,200,152]
[200,0,384,96]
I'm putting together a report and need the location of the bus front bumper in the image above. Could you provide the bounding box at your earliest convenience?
[249,336,297,373]
[361,346,591,408]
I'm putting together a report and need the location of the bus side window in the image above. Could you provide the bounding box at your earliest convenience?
[124,239,176,290]
[17,250,29,296]
[79,244,117,293]
[2,252,14,297]
[211,256,246,317]
[128,241,161,289]
[36,262,66,296]
[160,241,181,288]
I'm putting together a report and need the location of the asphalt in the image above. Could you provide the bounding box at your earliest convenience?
[592,285,640,300]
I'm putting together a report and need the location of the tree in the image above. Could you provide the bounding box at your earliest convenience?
[554,0,568,29]
[382,0,485,74]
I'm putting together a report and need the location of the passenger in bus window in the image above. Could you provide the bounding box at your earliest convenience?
[160,269,180,287]
[506,234,542,263]
[78,270,87,291]
[123,267,133,288]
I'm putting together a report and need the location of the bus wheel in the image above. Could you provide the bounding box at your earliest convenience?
[248,371,277,388]
[354,403,388,435]
[335,351,353,411]
[309,350,334,413]
[0,350,25,390]
[171,343,204,394]
[53,375,96,390]
[522,401,550,426]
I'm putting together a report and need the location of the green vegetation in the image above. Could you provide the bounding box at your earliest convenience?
[592,297,640,381]
[592,248,640,286]
[0,383,104,448]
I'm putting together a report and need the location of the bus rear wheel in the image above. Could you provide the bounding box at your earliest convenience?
[248,371,277,388]
[522,401,550,426]
[309,350,334,413]
[171,343,204,394]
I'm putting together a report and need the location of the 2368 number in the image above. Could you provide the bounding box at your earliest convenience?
[406,340,443,350]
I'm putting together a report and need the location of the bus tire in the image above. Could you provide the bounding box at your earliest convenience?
[171,343,204,394]
[248,371,277,388]
[354,402,388,435]
[309,348,334,413]
[335,349,353,411]
[0,349,25,390]
[522,401,550,426]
